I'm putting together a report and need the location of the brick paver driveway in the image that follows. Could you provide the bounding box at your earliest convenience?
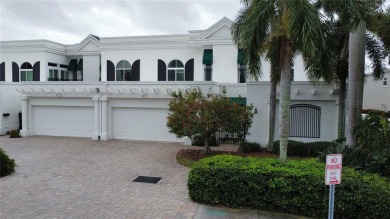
[0,136,198,219]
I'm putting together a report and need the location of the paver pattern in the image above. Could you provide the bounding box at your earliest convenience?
[0,136,198,219]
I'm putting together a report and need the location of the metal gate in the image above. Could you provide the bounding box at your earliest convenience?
[289,104,321,138]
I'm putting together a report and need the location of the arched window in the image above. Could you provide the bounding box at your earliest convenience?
[20,62,33,81]
[116,60,132,81]
[167,60,184,81]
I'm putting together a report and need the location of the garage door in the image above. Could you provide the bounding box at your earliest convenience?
[33,106,94,137]
[112,108,178,141]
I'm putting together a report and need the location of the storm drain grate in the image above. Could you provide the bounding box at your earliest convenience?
[133,176,162,184]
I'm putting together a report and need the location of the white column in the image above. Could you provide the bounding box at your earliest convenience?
[100,96,109,141]
[20,96,29,137]
[92,96,100,140]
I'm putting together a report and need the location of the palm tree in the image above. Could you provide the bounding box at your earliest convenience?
[318,1,384,147]
[347,21,366,148]
[319,19,385,140]
[232,0,334,161]
[266,24,281,152]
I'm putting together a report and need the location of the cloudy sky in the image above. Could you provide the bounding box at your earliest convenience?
[0,0,242,44]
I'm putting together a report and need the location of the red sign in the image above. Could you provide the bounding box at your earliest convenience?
[325,154,342,185]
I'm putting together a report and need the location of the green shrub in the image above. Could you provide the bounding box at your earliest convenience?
[333,137,346,144]
[0,148,16,177]
[271,140,336,157]
[362,109,390,118]
[239,141,261,153]
[365,146,390,177]
[188,155,390,218]
[192,134,218,146]
[318,143,369,170]
[355,113,390,152]
[9,130,20,138]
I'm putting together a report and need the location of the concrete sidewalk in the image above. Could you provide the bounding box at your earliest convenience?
[194,205,311,219]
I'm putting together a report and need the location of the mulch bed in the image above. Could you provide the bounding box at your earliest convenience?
[177,148,277,162]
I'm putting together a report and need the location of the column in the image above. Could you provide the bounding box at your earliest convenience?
[92,96,100,140]
[20,96,29,137]
[100,96,109,141]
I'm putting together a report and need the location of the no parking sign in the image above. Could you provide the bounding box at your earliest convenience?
[325,154,342,219]
[325,154,342,185]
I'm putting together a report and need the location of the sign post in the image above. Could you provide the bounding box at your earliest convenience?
[325,154,342,219]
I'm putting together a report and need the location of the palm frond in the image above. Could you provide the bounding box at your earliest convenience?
[367,7,390,56]
[366,33,385,79]
[288,0,334,83]
[232,0,276,80]
[319,0,372,30]
[265,36,281,83]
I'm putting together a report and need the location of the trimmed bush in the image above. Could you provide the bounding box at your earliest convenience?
[188,155,390,218]
[9,130,20,138]
[271,140,337,157]
[0,148,16,177]
[239,141,261,153]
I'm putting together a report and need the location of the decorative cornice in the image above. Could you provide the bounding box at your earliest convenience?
[1,18,235,56]
[0,40,67,55]
[197,17,233,40]
[74,34,101,52]
[14,81,230,98]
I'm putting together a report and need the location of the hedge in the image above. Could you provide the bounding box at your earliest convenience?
[240,141,261,153]
[271,140,337,157]
[188,155,390,218]
[0,148,16,177]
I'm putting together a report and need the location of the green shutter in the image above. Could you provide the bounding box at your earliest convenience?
[229,97,246,106]
[202,49,213,65]
[237,49,244,64]
[77,59,83,71]
[67,59,78,71]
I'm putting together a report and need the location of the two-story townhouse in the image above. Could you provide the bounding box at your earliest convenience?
[0,17,340,145]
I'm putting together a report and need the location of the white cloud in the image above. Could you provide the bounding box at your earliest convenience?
[0,0,242,44]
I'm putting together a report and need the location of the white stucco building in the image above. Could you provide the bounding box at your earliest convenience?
[0,18,340,145]
[363,69,390,111]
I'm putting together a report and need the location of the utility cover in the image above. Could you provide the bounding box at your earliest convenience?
[133,176,162,184]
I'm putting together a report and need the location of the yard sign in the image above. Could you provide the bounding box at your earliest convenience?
[325,154,342,185]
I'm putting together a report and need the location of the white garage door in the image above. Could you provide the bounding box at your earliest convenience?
[112,108,178,141]
[33,106,94,137]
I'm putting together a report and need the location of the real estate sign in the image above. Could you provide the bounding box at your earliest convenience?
[325,154,342,185]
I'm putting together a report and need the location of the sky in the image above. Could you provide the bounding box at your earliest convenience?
[0,0,243,45]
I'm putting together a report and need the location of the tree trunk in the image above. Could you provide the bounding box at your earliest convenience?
[338,77,347,139]
[267,79,277,151]
[203,136,211,155]
[347,21,366,148]
[279,39,293,162]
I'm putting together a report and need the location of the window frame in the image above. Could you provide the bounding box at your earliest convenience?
[204,64,212,81]
[238,64,246,83]
[116,60,132,81]
[167,60,185,81]
[20,62,33,82]
[48,69,59,81]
